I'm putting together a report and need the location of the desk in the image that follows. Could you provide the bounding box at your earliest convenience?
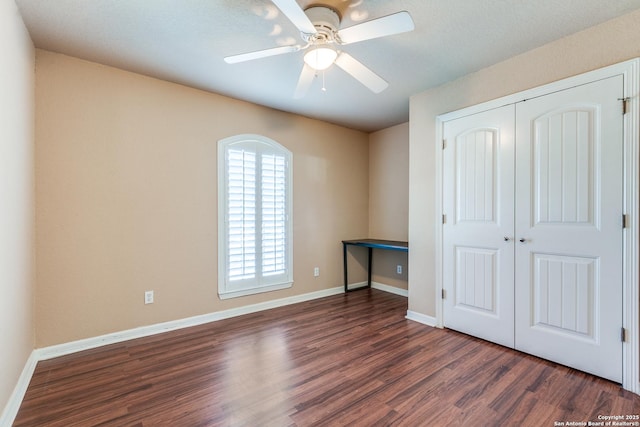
[342,239,409,293]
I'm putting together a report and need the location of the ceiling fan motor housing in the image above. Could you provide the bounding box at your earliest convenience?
[304,6,340,43]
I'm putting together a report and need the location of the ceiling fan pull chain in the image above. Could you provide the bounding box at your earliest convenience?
[322,71,327,92]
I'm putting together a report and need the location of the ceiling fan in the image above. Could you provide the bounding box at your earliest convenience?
[224,0,415,98]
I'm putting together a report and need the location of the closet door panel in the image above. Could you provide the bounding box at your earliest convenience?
[442,105,515,348]
[514,76,623,382]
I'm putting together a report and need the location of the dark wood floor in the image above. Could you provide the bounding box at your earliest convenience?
[14,289,640,426]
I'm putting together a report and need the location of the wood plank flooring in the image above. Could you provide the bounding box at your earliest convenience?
[14,289,640,426]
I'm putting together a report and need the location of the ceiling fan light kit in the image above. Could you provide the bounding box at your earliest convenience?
[304,46,337,70]
[224,0,414,96]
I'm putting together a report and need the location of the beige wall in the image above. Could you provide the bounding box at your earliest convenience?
[368,123,409,289]
[408,9,640,317]
[35,50,370,347]
[0,0,35,417]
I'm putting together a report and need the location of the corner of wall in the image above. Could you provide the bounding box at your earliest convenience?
[0,0,36,422]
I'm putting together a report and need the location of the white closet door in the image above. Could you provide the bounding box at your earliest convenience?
[442,105,515,348]
[514,76,623,382]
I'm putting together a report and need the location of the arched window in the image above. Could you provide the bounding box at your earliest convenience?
[218,134,293,299]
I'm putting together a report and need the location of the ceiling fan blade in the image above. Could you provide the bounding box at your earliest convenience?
[338,11,414,45]
[224,45,300,64]
[334,52,388,93]
[271,0,317,35]
[294,64,316,99]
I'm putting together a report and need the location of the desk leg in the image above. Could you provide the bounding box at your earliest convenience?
[367,247,372,288]
[343,243,348,293]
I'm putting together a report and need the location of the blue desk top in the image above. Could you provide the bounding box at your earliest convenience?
[342,239,408,252]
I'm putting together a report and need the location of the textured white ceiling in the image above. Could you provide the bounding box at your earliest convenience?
[15,0,640,132]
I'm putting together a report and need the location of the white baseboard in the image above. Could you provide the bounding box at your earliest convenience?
[37,286,346,361]
[346,281,368,291]
[0,350,39,427]
[346,281,408,298]
[406,310,438,327]
[37,283,410,361]
[36,283,408,361]
[371,281,408,297]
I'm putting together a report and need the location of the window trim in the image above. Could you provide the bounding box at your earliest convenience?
[217,134,293,299]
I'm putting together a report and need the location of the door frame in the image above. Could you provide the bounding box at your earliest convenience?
[434,58,640,394]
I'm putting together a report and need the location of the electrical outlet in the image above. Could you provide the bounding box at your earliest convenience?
[396,265,403,275]
[314,267,320,277]
[144,290,154,304]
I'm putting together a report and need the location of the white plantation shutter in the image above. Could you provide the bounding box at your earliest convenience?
[261,153,287,276]
[227,149,256,281]
[218,135,292,299]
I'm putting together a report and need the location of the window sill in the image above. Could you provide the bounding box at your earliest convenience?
[218,281,293,300]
